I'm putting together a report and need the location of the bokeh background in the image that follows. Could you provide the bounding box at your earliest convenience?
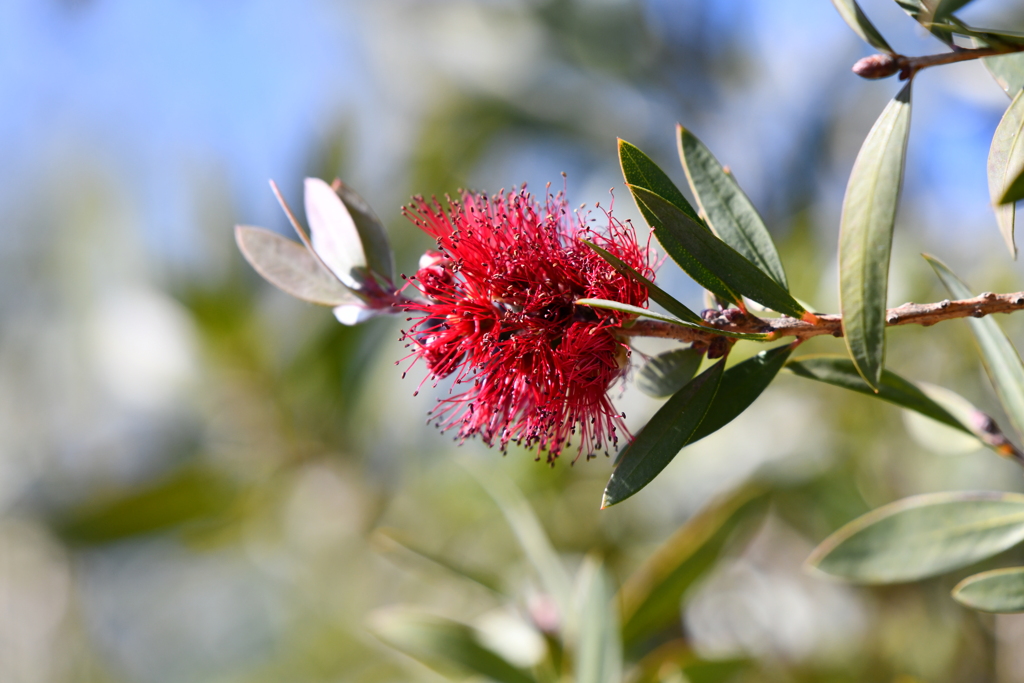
[4,0,1024,681]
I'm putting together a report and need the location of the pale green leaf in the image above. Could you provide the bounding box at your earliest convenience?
[832,0,894,53]
[839,83,912,389]
[235,225,357,306]
[989,89,1024,258]
[953,567,1024,612]
[807,491,1024,583]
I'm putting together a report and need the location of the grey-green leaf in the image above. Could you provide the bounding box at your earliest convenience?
[831,0,894,53]
[677,125,789,289]
[583,239,702,323]
[335,181,396,286]
[576,299,771,341]
[807,491,1024,583]
[618,138,704,227]
[983,50,1024,96]
[603,360,725,508]
[989,89,1024,255]
[953,567,1024,613]
[926,255,1024,440]
[786,355,972,434]
[637,348,704,398]
[630,186,808,319]
[839,83,912,390]
[234,225,357,306]
[368,609,537,683]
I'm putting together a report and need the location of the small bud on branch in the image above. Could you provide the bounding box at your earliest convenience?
[853,44,1024,81]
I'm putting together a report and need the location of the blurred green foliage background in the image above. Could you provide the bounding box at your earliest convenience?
[5,0,1024,681]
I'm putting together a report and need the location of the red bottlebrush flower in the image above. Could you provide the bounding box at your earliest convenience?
[400,185,653,463]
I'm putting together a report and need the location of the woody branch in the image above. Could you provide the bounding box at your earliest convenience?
[617,290,1024,345]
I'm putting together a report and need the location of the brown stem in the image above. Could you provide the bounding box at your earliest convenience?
[853,44,1024,81]
[617,292,1024,468]
[617,290,1024,343]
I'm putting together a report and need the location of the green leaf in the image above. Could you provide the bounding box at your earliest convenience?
[637,348,704,398]
[983,50,1024,96]
[618,486,769,646]
[894,0,958,44]
[583,240,701,323]
[838,83,912,390]
[808,491,1024,583]
[618,139,704,227]
[54,466,235,546]
[575,559,622,683]
[831,0,894,53]
[689,345,793,443]
[630,187,808,320]
[989,89,1024,256]
[334,181,396,286]
[926,255,1024,439]
[462,462,574,618]
[602,360,725,508]
[953,567,1024,613]
[677,126,789,290]
[785,355,972,434]
[576,299,770,341]
[368,609,537,683]
[234,225,357,306]
[304,177,388,291]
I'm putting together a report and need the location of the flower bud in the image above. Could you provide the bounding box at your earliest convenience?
[852,53,899,79]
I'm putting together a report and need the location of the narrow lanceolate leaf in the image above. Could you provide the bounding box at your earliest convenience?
[618,139,704,227]
[807,491,1024,583]
[576,299,770,341]
[637,348,704,398]
[786,355,972,434]
[368,609,537,683]
[926,255,1024,440]
[334,181,396,286]
[304,177,371,290]
[953,567,1024,613]
[839,83,912,390]
[583,239,702,323]
[603,360,725,508]
[831,0,894,54]
[630,187,809,320]
[689,345,793,443]
[234,226,357,306]
[989,89,1024,255]
[677,126,789,290]
[894,0,958,44]
[982,50,1024,96]
[575,559,622,683]
[618,486,769,646]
